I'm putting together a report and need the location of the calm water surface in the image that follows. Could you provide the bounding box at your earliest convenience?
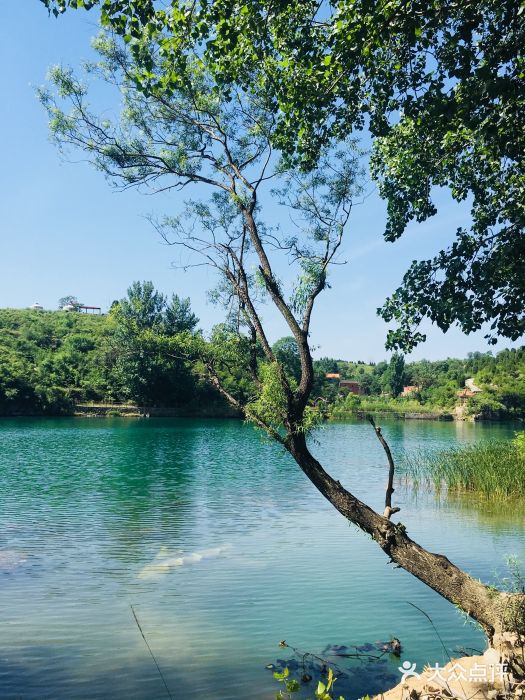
[0,417,523,699]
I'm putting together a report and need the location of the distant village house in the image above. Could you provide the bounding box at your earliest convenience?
[63,304,102,314]
[401,385,420,396]
[78,305,102,314]
[339,380,363,395]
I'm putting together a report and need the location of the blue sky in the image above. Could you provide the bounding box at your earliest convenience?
[0,4,520,362]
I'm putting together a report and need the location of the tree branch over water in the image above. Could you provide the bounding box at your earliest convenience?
[39,29,525,662]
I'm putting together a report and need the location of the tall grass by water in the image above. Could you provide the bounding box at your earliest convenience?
[403,435,525,499]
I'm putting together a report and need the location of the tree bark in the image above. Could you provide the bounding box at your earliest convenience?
[287,432,525,645]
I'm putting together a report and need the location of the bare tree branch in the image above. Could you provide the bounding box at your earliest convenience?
[367,415,401,520]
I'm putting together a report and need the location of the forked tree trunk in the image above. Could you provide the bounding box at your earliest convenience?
[287,432,525,666]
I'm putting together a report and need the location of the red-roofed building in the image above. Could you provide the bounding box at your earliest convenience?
[339,380,363,395]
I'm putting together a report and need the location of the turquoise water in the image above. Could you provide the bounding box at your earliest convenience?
[0,417,522,699]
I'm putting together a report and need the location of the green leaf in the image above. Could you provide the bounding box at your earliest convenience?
[273,667,289,681]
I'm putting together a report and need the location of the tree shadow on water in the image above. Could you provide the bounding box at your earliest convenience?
[267,641,401,700]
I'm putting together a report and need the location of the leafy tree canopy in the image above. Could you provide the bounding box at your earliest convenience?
[381,352,406,398]
[40,0,525,350]
[117,281,166,331]
[110,281,201,404]
[58,295,82,310]
[0,284,208,412]
[272,336,301,383]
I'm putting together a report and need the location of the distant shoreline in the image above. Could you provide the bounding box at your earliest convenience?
[0,404,520,423]
[330,409,523,423]
[0,402,240,419]
[332,409,454,421]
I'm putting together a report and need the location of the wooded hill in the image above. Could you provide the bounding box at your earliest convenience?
[0,287,523,418]
[0,283,217,414]
[315,350,525,419]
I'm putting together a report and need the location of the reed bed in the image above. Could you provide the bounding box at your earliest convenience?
[403,440,525,499]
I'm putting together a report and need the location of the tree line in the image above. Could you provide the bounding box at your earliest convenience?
[315,350,525,419]
[0,282,211,413]
[1,284,523,418]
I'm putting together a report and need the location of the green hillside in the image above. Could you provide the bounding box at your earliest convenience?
[0,288,216,414]
[1,299,523,419]
[316,350,525,419]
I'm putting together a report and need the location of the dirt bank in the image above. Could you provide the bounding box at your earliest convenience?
[374,647,519,700]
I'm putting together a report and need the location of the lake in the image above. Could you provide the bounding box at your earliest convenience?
[0,417,522,699]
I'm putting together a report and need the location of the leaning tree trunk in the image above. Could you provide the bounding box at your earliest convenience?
[287,433,525,671]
